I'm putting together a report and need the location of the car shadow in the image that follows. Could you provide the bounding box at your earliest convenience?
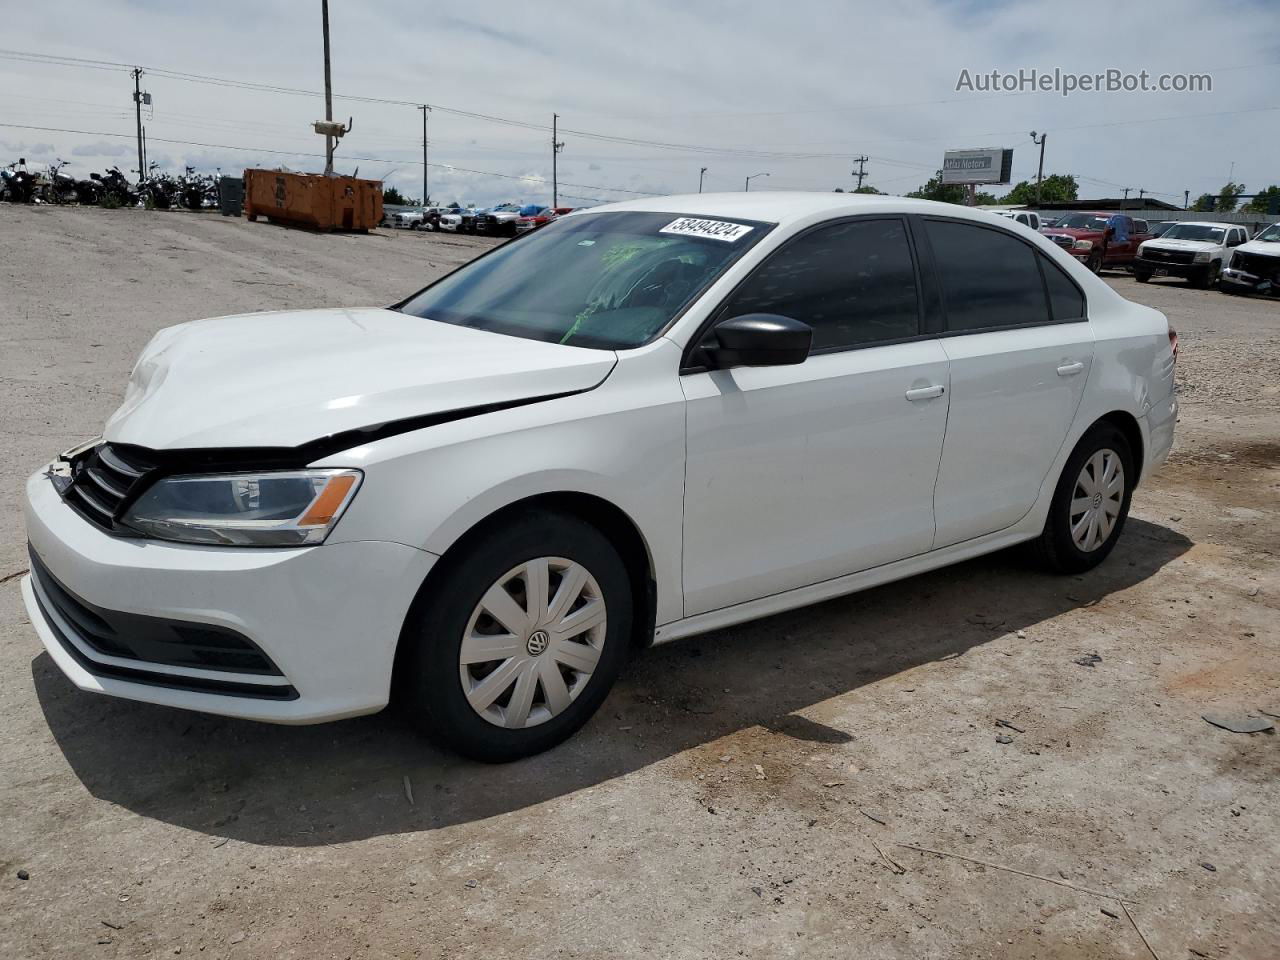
[33,518,1190,846]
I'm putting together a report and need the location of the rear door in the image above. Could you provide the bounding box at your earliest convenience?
[921,218,1094,548]
[680,217,950,615]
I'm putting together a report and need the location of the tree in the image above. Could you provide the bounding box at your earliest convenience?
[832,187,845,192]
[905,170,995,206]
[853,185,882,195]
[906,170,966,204]
[1191,193,1216,212]
[1244,185,1280,214]
[999,174,1078,205]
[383,186,408,205]
[1217,181,1246,212]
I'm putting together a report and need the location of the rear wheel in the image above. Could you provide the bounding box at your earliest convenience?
[1134,267,1152,283]
[1029,423,1134,574]
[396,510,632,762]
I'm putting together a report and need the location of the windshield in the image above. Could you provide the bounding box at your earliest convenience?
[1163,224,1225,242]
[1056,214,1110,230]
[399,211,771,349]
[1255,223,1280,242]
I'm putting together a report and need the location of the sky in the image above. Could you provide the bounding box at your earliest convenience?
[2,0,1278,209]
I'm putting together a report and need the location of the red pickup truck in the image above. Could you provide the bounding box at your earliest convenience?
[1040,212,1152,273]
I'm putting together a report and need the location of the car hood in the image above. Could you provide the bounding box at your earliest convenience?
[1143,238,1220,252]
[1042,228,1101,240]
[1233,239,1280,259]
[104,307,617,450]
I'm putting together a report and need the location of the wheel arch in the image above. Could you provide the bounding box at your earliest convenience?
[396,491,658,676]
[1095,410,1145,484]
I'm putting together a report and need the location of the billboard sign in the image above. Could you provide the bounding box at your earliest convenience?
[941,147,1014,185]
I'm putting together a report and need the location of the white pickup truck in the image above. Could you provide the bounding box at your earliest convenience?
[1134,221,1249,288]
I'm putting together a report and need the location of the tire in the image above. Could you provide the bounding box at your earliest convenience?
[1028,422,1135,575]
[1192,262,1220,289]
[1134,267,1152,283]
[395,510,633,762]
[1086,251,1104,274]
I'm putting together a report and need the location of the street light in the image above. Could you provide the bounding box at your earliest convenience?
[745,172,770,191]
[699,167,708,193]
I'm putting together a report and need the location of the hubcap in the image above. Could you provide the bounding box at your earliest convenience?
[458,557,606,729]
[1069,448,1125,552]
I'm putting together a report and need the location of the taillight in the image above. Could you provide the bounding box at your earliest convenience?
[1168,326,1178,363]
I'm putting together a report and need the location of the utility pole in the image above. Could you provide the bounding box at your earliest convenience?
[1122,187,1131,203]
[852,155,868,190]
[1184,189,1190,210]
[552,113,565,207]
[418,104,431,205]
[1138,188,1146,204]
[699,167,707,193]
[321,0,334,175]
[131,67,145,183]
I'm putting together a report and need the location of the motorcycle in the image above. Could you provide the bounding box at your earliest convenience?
[95,166,137,207]
[1,159,38,203]
[42,159,80,204]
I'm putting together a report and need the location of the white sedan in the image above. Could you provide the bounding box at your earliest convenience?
[22,193,1178,761]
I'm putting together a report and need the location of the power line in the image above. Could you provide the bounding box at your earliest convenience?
[0,121,663,196]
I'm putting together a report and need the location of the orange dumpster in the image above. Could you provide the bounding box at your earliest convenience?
[243,169,383,232]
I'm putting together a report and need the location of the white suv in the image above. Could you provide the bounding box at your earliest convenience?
[22,194,1178,761]
[1135,221,1248,287]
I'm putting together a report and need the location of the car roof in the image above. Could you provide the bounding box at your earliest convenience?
[566,191,1041,228]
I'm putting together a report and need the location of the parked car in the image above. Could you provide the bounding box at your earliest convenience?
[21,193,1177,762]
[1040,215,1060,228]
[409,206,451,232]
[1040,212,1152,273]
[1134,221,1248,287]
[1146,221,1175,238]
[993,210,1041,230]
[390,208,425,229]
[439,208,482,233]
[514,205,554,233]
[1220,221,1280,296]
[475,202,524,236]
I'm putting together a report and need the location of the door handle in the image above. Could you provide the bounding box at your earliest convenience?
[905,384,945,401]
[1057,361,1085,377]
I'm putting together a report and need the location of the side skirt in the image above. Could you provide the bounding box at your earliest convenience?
[652,528,1036,645]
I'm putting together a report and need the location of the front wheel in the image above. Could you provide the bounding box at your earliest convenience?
[395,510,633,762]
[1134,267,1152,283]
[1029,423,1134,574]
[1086,250,1104,274]
[1192,262,1220,289]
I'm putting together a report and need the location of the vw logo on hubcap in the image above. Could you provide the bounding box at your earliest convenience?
[1092,492,1103,508]
[526,630,550,657]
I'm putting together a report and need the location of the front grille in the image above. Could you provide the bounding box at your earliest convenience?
[65,443,157,530]
[1231,251,1280,281]
[1049,234,1074,248]
[1144,248,1196,265]
[30,548,298,700]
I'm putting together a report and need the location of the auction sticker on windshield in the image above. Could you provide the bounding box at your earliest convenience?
[659,217,754,242]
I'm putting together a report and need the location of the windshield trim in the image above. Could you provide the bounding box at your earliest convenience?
[390,210,778,350]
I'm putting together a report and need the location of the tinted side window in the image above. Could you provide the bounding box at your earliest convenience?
[1041,254,1086,321]
[722,218,919,350]
[924,220,1050,331]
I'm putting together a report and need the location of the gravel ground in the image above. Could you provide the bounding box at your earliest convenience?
[1,205,1277,960]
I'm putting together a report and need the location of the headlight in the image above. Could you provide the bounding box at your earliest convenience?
[122,469,361,547]
[1137,243,1148,256]
[1073,239,1093,251]
[1194,251,1211,263]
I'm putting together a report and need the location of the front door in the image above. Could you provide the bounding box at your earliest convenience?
[679,217,949,616]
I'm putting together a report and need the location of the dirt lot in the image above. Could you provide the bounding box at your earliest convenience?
[1,205,1277,960]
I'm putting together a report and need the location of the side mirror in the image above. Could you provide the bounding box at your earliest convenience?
[708,314,812,368]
